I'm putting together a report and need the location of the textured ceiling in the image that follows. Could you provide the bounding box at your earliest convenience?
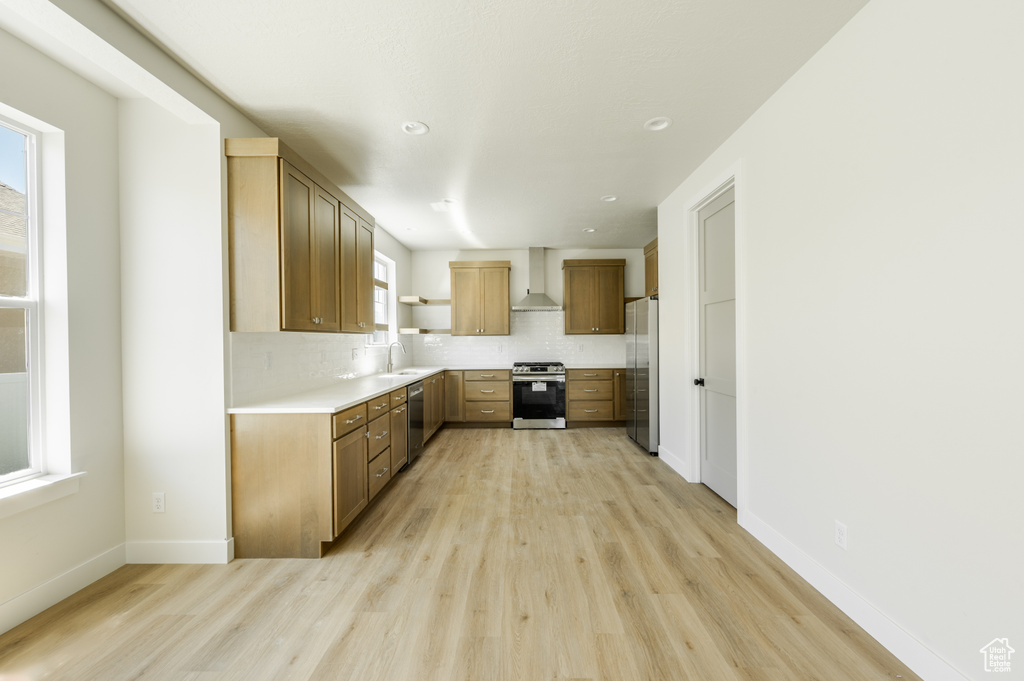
[101,0,868,250]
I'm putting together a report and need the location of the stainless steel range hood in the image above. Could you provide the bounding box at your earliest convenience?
[512,247,561,311]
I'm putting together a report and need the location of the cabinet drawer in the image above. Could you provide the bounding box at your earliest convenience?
[568,380,613,401]
[333,403,368,439]
[569,401,614,421]
[465,369,509,382]
[390,387,407,409]
[367,395,391,416]
[465,401,511,422]
[367,413,391,461]
[567,369,613,380]
[368,450,392,500]
[465,380,510,401]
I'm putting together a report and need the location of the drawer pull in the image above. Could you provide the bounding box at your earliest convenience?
[480,389,495,394]
[584,409,599,413]
[583,373,598,377]
[584,389,598,393]
[395,406,406,413]
[376,431,389,439]
[481,409,495,414]
[375,403,387,410]
[345,414,363,424]
[479,374,495,378]
[376,467,389,478]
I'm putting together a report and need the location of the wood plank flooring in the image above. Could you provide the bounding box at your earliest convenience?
[0,428,919,680]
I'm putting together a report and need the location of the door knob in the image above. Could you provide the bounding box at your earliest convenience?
[694,378,705,386]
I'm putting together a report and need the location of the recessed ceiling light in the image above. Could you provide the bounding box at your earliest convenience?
[643,117,672,131]
[402,121,430,135]
[600,195,617,202]
[583,228,596,233]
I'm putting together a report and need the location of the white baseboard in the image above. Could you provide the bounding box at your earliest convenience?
[739,511,968,681]
[0,543,126,635]
[657,444,696,482]
[125,538,234,564]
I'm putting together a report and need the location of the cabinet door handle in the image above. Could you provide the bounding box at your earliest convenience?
[345,414,363,424]
[376,431,389,439]
[584,409,599,413]
[376,467,389,477]
[480,389,494,393]
[481,409,495,414]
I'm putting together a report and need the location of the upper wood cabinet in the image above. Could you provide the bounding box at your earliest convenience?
[449,261,511,336]
[644,238,658,298]
[339,206,374,332]
[226,138,375,333]
[562,259,625,335]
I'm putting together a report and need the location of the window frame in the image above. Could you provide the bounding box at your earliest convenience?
[0,113,45,489]
[366,252,395,347]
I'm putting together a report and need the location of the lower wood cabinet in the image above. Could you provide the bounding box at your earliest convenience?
[231,386,415,559]
[566,369,627,425]
[424,372,445,441]
[464,369,511,422]
[333,426,369,539]
[445,371,465,422]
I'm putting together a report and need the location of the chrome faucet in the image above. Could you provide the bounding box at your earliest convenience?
[386,341,406,373]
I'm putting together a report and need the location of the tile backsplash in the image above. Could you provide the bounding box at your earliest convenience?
[409,311,625,368]
[230,311,625,405]
[230,332,411,405]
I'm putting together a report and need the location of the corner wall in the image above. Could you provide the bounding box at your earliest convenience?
[0,25,125,632]
[657,1,1024,678]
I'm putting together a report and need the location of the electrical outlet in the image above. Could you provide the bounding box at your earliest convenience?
[153,492,165,513]
[263,352,272,370]
[834,520,847,550]
[351,348,359,360]
[577,344,584,352]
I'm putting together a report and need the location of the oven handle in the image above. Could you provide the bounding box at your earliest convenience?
[512,375,566,383]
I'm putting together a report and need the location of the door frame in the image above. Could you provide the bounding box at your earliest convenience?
[684,162,748,517]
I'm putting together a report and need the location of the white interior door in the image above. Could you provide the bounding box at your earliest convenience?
[698,187,737,507]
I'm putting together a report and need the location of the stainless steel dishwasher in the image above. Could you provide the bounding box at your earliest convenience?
[407,381,425,463]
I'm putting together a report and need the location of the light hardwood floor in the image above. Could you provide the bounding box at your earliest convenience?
[0,428,919,680]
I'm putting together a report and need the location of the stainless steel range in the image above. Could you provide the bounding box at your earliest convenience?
[512,361,566,430]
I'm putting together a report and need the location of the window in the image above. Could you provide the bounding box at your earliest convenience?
[367,253,395,346]
[0,117,40,487]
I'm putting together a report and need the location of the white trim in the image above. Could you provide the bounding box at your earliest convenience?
[656,444,695,482]
[0,471,85,519]
[0,542,125,635]
[740,512,969,681]
[125,538,234,565]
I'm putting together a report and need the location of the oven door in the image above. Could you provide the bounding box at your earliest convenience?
[512,375,566,430]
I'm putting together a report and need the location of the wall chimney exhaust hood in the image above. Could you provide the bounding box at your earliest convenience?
[512,247,561,311]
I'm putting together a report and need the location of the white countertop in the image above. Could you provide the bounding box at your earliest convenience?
[228,367,446,414]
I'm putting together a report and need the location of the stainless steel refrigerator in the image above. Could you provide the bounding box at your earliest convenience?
[626,298,659,454]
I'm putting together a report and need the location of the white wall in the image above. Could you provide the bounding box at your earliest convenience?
[658,1,1024,679]
[0,23,125,631]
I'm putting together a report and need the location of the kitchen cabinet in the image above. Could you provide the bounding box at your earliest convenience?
[566,369,624,424]
[644,238,658,298]
[231,401,368,559]
[464,369,512,422]
[613,368,628,421]
[340,207,374,332]
[226,138,375,334]
[390,388,409,473]
[367,412,392,501]
[424,372,446,441]
[562,259,625,335]
[445,370,465,422]
[449,261,511,336]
